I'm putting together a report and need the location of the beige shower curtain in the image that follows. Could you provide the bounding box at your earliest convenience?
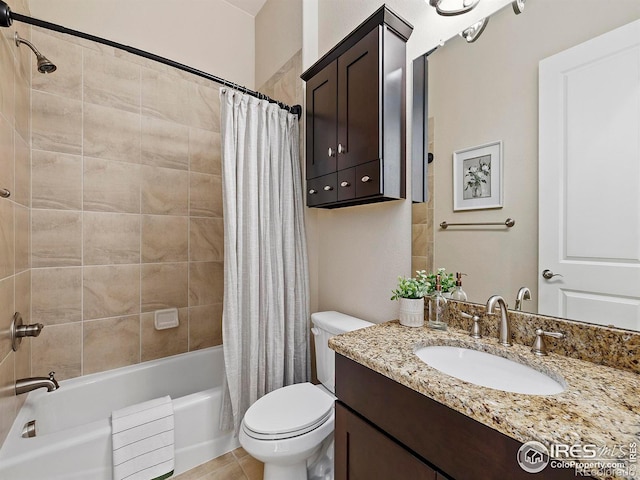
[219,89,310,433]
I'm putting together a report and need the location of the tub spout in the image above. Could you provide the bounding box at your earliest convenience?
[16,371,59,395]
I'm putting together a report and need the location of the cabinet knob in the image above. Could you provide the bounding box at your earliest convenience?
[328,147,336,157]
[308,189,317,195]
[361,175,371,183]
[337,143,346,154]
[340,181,350,188]
[323,185,334,191]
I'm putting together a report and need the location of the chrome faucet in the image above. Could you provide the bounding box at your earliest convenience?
[486,295,512,346]
[515,287,531,311]
[15,371,59,395]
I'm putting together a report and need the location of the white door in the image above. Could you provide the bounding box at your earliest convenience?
[539,19,640,330]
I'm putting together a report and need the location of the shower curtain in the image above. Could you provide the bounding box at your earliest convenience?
[219,89,310,433]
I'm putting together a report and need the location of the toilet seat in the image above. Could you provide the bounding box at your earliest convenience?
[242,383,334,441]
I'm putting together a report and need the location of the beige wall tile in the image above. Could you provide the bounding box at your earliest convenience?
[0,34,15,124]
[83,103,141,163]
[189,304,222,351]
[14,204,29,273]
[83,265,140,320]
[0,116,14,200]
[141,263,188,312]
[32,150,82,210]
[15,269,30,325]
[412,202,428,226]
[141,215,188,263]
[141,308,188,362]
[141,116,189,170]
[83,157,140,213]
[14,71,29,143]
[31,322,82,380]
[0,352,17,448]
[84,50,140,112]
[189,217,223,262]
[0,277,14,361]
[31,209,82,267]
[141,68,195,125]
[14,133,29,207]
[412,224,428,259]
[14,336,30,387]
[31,30,82,99]
[189,128,221,175]
[32,90,82,154]
[32,267,82,325]
[189,84,220,131]
[189,261,223,306]
[83,315,140,375]
[141,165,189,215]
[0,200,14,279]
[83,212,140,265]
[190,173,222,218]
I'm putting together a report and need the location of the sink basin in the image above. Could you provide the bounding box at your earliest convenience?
[415,345,565,395]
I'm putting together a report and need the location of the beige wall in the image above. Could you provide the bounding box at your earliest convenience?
[430,0,640,306]
[255,0,302,88]
[29,29,224,380]
[0,0,32,448]
[27,0,256,88]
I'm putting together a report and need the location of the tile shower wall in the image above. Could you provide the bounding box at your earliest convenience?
[412,117,434,274]
[0,0,32,448]
[30,28,224,380]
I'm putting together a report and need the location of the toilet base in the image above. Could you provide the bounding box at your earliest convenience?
[263,462,307,480]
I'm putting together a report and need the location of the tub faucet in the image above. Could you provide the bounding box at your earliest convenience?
[486,295,512,347]
[15,371,59,395]
[515,287,531,311]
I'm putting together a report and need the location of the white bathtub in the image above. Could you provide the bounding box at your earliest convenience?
[0,346,238,480]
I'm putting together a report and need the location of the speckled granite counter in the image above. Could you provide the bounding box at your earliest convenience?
[329,321,640,480]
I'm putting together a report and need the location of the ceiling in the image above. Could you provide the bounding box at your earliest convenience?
[225,0,268,16]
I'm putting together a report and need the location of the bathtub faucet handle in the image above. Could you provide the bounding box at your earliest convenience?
[49,371,59,388]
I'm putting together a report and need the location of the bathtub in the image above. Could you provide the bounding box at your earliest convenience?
[0,346,238,480]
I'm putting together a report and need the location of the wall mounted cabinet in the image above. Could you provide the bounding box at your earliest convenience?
[301,6,413,208]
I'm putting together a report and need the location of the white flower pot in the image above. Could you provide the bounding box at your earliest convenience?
[398,297,425,327]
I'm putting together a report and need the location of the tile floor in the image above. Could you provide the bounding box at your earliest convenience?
[173,447,263,480]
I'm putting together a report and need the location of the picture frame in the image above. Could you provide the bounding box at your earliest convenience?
[453,140,503,211]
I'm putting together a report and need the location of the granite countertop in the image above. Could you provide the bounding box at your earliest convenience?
[329,321,640,480]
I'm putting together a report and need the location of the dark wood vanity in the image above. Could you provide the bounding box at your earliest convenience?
[334,354,587,480]
[301,6,413,208]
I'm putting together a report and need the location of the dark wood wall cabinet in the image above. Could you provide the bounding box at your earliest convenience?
[335,354,593,480]
[301,6,413,208]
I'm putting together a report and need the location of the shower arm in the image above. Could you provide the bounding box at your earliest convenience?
[0,0,302,117]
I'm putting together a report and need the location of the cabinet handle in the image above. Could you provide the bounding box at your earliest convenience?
[361,175,371,183]
[337,143,346,154]
[308,189,318,195]
[328,147,336,157]
[340,181,350,188]
[323,185,334,191]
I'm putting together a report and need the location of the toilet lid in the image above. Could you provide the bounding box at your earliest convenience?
[243,383,334,440]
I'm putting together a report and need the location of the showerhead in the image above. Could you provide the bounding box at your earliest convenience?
[14,32,57,74]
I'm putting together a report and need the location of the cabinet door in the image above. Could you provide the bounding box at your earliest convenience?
[337,27,380,171]
[335,402,437,480]
[305,61,338,179]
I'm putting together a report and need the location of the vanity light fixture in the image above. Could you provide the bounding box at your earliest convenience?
[459,17,489,43]
[427,0,480,17]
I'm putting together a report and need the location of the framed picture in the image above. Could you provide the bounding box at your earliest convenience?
[453,141,503,211]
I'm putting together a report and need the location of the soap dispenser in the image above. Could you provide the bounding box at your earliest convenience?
[450,272,468,301]
[428,274,448,331]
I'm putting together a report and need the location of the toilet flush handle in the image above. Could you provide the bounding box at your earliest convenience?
[311,327,320,336]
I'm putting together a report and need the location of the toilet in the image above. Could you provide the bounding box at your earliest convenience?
[239,311,373,480]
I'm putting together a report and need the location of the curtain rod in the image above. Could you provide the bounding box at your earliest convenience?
[0,1,302,117]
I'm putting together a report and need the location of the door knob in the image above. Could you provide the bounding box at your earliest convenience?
[542,269,563,280]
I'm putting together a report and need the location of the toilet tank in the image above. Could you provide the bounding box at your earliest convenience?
[311,311,373,394]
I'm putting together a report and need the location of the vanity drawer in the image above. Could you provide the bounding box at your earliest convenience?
[306,173,337,207]
[355,159,382,198]
[337,168,356,201]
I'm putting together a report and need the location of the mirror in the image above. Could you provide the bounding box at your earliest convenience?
[412,0,640,330]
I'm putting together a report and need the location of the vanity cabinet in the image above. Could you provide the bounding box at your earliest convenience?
[301,6,413,208]
[335,354,587,480]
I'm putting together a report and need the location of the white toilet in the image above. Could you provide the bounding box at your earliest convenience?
[239,311,373,480]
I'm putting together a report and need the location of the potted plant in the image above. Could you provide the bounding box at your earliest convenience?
[426,268,455,297]
[391,270,429,327]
